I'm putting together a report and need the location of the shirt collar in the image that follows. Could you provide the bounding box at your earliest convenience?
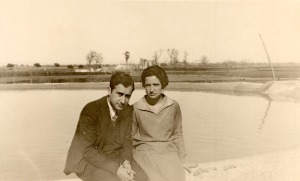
[107,97,118,119]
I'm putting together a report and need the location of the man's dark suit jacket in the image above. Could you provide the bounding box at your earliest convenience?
[64,95,133,176]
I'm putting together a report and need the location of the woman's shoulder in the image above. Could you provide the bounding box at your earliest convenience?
[133,96,146,108]
[164,95,179,106]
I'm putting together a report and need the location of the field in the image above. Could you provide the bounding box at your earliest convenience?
[1,64,300,84]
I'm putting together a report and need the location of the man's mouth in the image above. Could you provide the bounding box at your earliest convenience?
[117,104,124,109]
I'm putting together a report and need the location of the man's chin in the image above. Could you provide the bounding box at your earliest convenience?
[116,106,124,111]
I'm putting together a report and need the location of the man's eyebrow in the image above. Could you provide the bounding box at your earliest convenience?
[116,91,131,96]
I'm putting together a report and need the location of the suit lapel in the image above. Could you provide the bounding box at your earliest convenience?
[118,109,129,144]
[96,96,111,147]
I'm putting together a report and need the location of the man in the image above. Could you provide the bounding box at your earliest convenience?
[64,72,148,181]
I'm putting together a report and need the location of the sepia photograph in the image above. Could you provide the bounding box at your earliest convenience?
[0,0,299,181]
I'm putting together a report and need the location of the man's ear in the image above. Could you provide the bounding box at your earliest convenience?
[107,87,111,95]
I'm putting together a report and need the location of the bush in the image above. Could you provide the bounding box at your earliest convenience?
[6,63,14,68]
[34,63,41,68]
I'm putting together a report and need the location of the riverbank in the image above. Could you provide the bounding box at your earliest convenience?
[0,81,264,92]
[185,147,300,181]
[56,147,300,181]
[1,81,299,102]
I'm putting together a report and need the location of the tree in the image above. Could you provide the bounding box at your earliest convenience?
[200,56,209,66]
[6,63,14,68]
[124,51,130,64]
[67,65,73,69]
[167,48,179,65]
[222,60,237,71]
[152,49,163,65]
[78,65,84,69]
[86,51,103,67]
[54,63,60,67]
[239,59,249,68]
[182,51,188,66]
[34,63,41,68]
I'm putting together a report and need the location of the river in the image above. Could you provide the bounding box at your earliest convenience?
[0,89,299,180]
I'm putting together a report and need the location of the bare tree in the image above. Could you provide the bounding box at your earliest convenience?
[239,59,249,68]
[183,51,188,65]
[222,60,236,71]
[86,51,103,67]
[200,56,209,66]
[152,48,163,64]
[167,48,179,65]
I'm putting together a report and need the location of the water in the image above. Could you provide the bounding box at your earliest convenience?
[0,89,299,180]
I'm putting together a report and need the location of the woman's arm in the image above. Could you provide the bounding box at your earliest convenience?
[173,102,187,161]
[131,109,139,141]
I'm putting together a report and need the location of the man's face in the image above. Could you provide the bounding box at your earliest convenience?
[144,75,162,99]
[108,84,133,111]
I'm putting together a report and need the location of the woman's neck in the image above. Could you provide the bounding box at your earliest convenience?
[145,94,162,106]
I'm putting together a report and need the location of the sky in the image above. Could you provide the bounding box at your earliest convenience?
[0,0,299,66]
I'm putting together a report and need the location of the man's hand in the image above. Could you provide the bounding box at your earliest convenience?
[116,165,134,181]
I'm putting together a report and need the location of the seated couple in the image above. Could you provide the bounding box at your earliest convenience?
[64,65,187,181]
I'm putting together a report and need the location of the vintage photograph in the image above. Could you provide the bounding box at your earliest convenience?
[0,0,299,181]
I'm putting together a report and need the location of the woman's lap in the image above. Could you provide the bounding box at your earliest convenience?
[133,150,185,181]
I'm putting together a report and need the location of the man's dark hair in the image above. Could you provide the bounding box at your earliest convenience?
[141,65,168,89]
[109,71,135,91]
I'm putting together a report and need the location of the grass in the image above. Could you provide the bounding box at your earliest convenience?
[1,64,299,84]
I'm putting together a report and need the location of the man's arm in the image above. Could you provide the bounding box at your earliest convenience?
[78,105,119,174]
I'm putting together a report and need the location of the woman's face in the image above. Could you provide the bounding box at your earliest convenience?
[144,75,163,99]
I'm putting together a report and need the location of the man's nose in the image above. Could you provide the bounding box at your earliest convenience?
[120,95,126,104]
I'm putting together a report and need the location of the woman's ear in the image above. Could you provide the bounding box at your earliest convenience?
[107,87,111,95]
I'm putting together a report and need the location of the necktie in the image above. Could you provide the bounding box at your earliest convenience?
[111,114,118,127]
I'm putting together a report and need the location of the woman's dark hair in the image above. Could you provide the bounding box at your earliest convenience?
[141,65,168,89]
[109,71,135,91]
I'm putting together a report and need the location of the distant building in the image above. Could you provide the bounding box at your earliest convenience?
[74,66,102,73]
[139,59,157,69]
[114,64,134,70]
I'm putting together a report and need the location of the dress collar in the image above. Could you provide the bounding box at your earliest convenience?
[136,94,174,114]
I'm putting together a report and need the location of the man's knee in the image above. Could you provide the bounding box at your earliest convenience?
[77,164,120,181]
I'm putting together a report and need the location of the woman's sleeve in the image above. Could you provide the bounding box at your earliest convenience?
[173,103,187,161]
[131,108,139,141]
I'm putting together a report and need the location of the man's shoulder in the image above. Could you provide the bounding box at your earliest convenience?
[82,96,107,113]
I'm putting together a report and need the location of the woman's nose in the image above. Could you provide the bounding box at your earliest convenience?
[150,85,154,92]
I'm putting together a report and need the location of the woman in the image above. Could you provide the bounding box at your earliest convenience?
[132,65,187,181]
